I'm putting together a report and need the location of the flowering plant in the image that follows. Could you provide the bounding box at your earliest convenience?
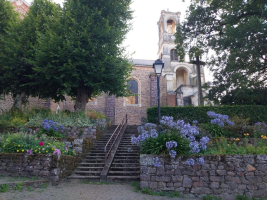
[0,133,75,156]
[131,116,209,165]
[37,119,65,138]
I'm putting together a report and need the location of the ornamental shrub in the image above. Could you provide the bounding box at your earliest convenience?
[147,106,267,124]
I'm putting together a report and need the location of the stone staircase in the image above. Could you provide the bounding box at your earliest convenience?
[68,125,117,180]
[68,125,140,182]
[107,125,140,182]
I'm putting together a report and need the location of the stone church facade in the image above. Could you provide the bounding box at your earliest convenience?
[0,6,205,125]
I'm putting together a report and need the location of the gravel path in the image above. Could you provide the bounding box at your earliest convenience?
[1,180,200,200]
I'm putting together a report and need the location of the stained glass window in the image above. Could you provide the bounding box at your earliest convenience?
[126,80,138,104]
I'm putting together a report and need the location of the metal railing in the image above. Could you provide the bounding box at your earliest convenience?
[104,114,127,169]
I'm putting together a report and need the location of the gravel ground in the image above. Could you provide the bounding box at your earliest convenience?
[0,180,200,200]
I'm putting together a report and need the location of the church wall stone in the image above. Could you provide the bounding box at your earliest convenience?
[115,66,154,125]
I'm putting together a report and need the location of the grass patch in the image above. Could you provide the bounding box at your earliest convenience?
[130,182,140,192]
[40,183,48,189]
[14,182,23,191]
[236,195,249,200]
[202,195,222,200]
[80,180,112,185]
[31,176,38,181]
[0,184,10,193]
[140,188,184,198]
[26,186,35,192]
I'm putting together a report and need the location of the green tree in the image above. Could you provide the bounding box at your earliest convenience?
[181,0,267,103]
[0,0,19,36]
[0,0,20,100]
[32,0,133,111]
[0,0,61,109]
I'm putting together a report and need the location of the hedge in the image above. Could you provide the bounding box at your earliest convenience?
[147,105,267,124]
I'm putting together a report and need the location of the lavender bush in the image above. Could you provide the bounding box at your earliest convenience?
[131,116,210,166]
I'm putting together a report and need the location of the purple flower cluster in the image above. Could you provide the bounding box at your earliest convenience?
[207,111,234,127]
[196,157,205,165]
[131,126,159,146]
[169,150,177,158]
[200,136,209,150]
[161,116,177,128]
[132,116,210,166]
[186,158,195,165]
[192,120,198,124]
[150,129,158,138]
[42,119,64,131]
[153,157,161,167]
[166,141,177,149]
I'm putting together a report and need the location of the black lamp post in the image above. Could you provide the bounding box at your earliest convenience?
[153,59,164,129]
[192,55,205,106]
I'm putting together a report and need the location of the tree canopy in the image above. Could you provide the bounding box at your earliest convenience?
[0,0,61,108]
[0,0,133,111]
[180,0,267,104]
[31,0,133,111]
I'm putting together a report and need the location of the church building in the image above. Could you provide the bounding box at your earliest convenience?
[56,10,206,125]
[0,3,206,125]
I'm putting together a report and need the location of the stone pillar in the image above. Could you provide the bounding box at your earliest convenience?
[167,92,176,106]
[105,95,116,125]
[150,74,158,106]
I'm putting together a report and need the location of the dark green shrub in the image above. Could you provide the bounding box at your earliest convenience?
[147,106,267,124]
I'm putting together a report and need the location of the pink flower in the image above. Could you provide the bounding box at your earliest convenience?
[39,142,44,146]
[27,149,32,155]
[65,147,68,153]
[53,149,61,155]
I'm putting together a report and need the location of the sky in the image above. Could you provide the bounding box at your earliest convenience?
[26,0,213,81]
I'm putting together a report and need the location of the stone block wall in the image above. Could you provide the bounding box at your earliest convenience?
[140,154,267,200]
[0,153,81,184]
[0,95,50,113]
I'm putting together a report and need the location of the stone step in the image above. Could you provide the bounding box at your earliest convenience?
[109,166,140,170]
[114,156,140,159]
[115,153,140,155]
[76,167,103,170]
[84,159,105,162]
[74,171,101,174]
[78,163,104,166]
[107,176,140,180]
[108,171,140,174]
[112,159,139,163]
[68,175,100,179]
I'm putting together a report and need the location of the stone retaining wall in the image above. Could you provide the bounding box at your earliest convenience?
[0,119,107,139]
[0,154,81,185]
[140,154,267,200]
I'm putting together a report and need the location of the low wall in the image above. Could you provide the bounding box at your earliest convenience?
[0,119,107,139]
[60,138,94,157]
[0,153,81,185]
[140,154,267,200]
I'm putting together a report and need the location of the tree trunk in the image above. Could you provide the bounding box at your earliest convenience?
[12,91,27,110]
[74,88,90,112]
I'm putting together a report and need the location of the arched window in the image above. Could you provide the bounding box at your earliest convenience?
[126,80,138,104]
[170,49,178,61]
[167,20,176,34]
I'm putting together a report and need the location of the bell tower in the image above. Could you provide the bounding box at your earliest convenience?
[157,10,181,71]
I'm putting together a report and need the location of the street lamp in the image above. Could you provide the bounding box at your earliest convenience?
[153,59,164,129]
